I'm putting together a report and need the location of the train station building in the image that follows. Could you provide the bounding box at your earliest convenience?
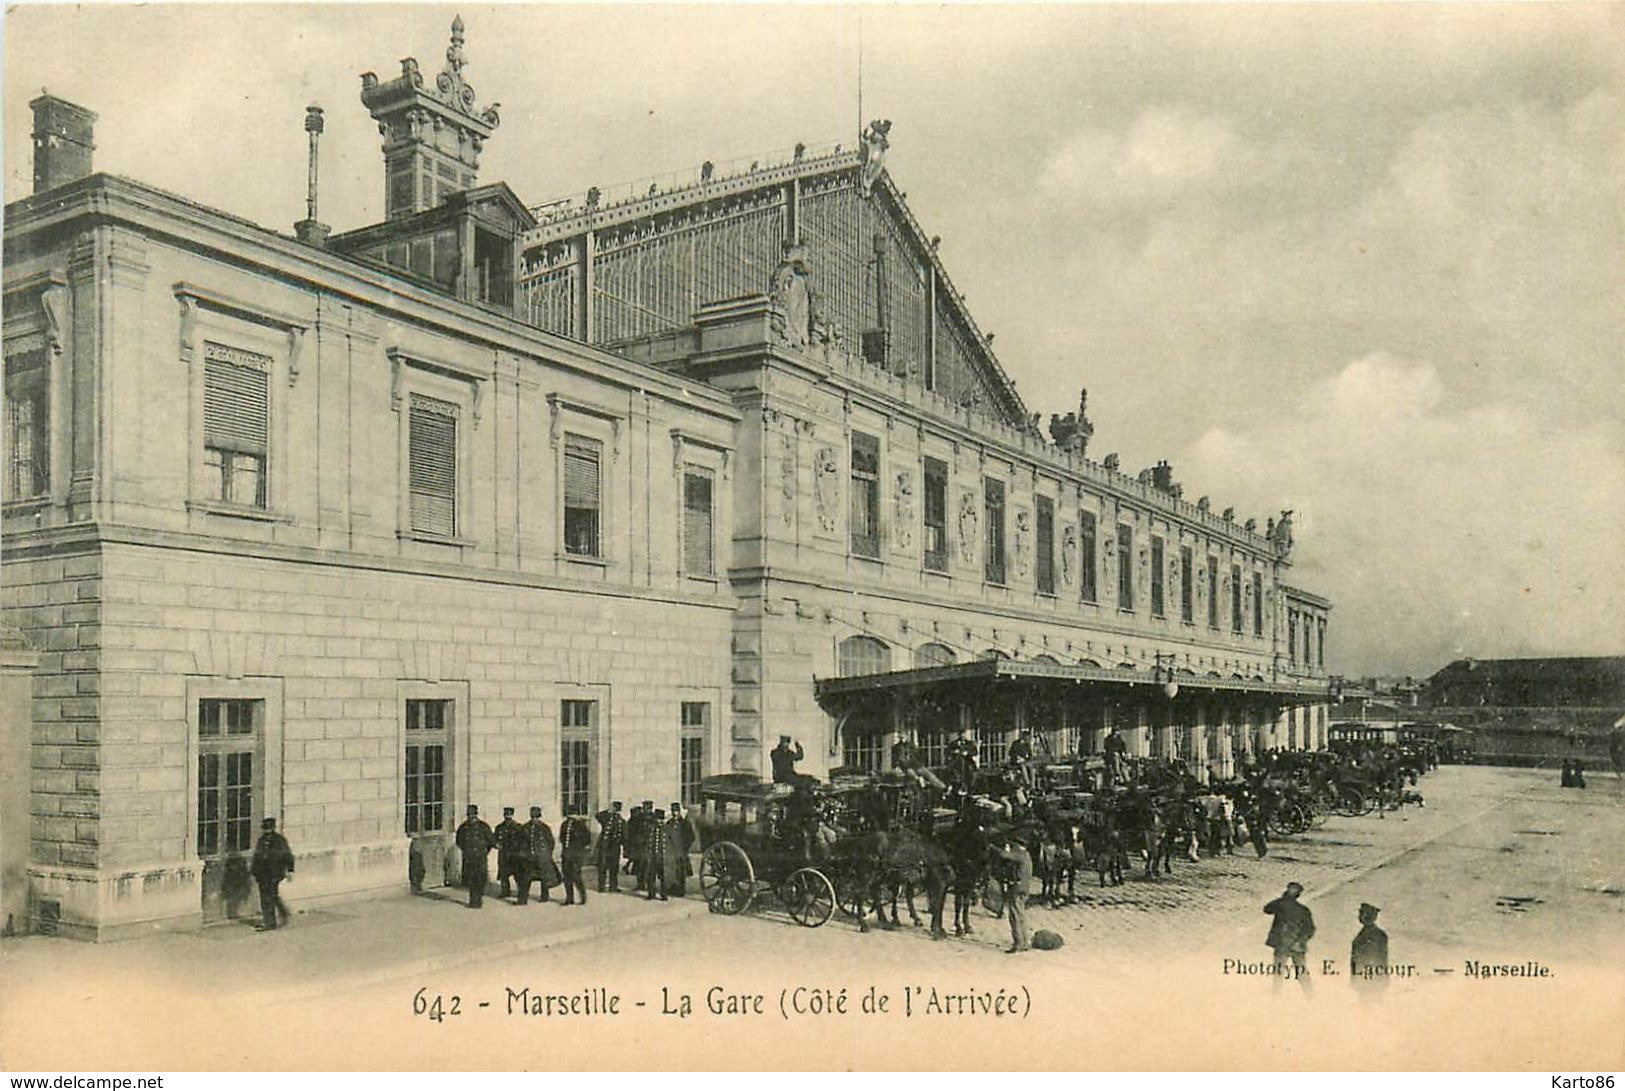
[1,21,1332,938]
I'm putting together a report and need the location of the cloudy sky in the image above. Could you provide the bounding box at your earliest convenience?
[5,3,1622,677]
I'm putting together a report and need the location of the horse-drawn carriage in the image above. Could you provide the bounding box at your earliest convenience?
[692,774,844,927]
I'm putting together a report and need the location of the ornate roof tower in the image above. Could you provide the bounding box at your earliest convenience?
[360,15,501,220]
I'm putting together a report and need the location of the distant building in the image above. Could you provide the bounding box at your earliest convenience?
[1421,656,1625,768]
[2,22,1333,938]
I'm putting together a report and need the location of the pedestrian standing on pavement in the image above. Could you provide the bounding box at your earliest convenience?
[595,801,626,892]
[1263,881,1315,990]
[558,809,592,906]
[518,806,560,905]
[455,805,496,909]
[990,834,1032,953]
[628,800,655,890]
[250,817,295,931]
[664,802,697,896]
[644,808,670,901]
[1350,902,1389,993]
[495,806,523,899]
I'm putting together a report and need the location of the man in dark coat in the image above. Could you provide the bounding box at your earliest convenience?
[627,800,655,890]
[990,833,1032,953]
[595,801,626,892]
[664,802,698,896]
[643,808,670,901]
[1103,728,1128,785]
[517,806,560,905]
[455,804,496,908]
[1264,881,1315,989]
[494,806,524,899]
[249,817,295,931]
[1350,902,1389,992]
[770,736,806,784]
[558,809,592,906]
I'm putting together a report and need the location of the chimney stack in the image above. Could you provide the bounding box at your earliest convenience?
[295,104,331,246]
[30,94,97,194]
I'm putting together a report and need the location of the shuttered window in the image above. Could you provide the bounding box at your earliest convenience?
[203,345,271,509]
[1079,511,1098,603]
[408,395,458,536]
[563,435,601,557]
[849,432,880,558]
[984,477,1006,584]
[1035,496,1055,594]
[683,468,714,575]
[922,457,948,571]
[4,349,49,500]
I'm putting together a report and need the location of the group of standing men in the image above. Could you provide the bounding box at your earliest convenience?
[451,800,698,909]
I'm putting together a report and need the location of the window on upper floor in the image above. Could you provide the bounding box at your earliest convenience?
[204,345,271,510]
[1252,572,1264,636]
[4,348,49,501]
[850,432,880,558]
[1231,563,1244,633]
[838,635,891,677]
[1289,612,1299,665]
[1150,535,1166,617]
[1117,524,1134,611]
[923,457,948,572]
[1206,555,1219,629]
[1318,621,1326,668]
[1180,546,1194,624]
[984,477,1006,585]
[563,434,603,558]
[682,467,715,576]
[1079,511,1098,603]
[1035,496,1055,595]
[407,395,458,536]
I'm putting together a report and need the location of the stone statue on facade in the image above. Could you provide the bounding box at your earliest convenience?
[769,242,814,348]
[859,119,892,195]
[1048,388,1094,457]
[813,446,840,533]
[1270,510,1295,559]
[1013,508,1031,578]
[957,490,978,564]
[893,471,915,552]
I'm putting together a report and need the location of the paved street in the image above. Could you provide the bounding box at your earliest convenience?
[3,766,1621,1070]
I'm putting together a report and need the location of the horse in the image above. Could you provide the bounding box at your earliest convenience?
[1076,812,1126,887]
[872,825,956,938]
[944,818,989,936]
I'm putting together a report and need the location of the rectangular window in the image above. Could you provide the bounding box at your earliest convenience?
[404,698,450,835]
[1080,511,1098,603]
[408,395,457,535]
[1318,621,1326,668]
[1035,496,1055,595]
[976,723,1008,769]
[563,435,602,557]
[196,698,262,858]
[1305,617,1313,666]
[559,699,598,817]
[1207,556,1219,628]
[1180,546,1194,623]
[984,477,1006,584]
[843,729,883,774]
[679,701,709,807]
[1117,524,1134,610]
[1252,573,1264,636]
[850,432,880,557]
[1231,564,1244,633]
[1150,535,1166,617]
[4,349,49,500]
[682,468,714,575]
[922,457,948,572]
[204,347,270,510]
[916,726,949,768]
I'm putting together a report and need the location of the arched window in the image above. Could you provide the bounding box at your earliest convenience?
[1032,654,1060,665]
[981,648,1007,662]
[914,643,956,669]
[837,636,891,677]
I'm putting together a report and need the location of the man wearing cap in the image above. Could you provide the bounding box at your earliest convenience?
[594,801,626,893]
[1263,881,1316,989]
[627,801,656,892]
[517,805,560,905]
[558,807,593,906]
[455,804,496,908]
[494,806,524,900]
[643,808,670,901]
[664,802,698,896]
[249,817,295,931]
[1350,902,1389,991]
[989,833,1032,953]
[770,736,805,784]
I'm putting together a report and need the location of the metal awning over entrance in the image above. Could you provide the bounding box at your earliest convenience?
[814,657,1333,703]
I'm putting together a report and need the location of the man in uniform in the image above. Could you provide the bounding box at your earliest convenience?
[1263,881,1315,990]
[455,804,496,908]
[770,736,805,784]
[989,833,1032,953]
[249,816,295,931]
[644,808,670,901]
[1103,728,1129,785]
[946,733,978,792]
[1350,902,1389,994]
[594,801,626,892]
[518,805,560,905]
[664,802,698,896]
[494,806,524,900]
[558,807,592,906]
[628,800,655,891]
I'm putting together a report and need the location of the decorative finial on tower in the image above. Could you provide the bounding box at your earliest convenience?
[448,14,467,72]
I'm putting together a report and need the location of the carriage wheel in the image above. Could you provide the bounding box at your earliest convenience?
[699,842,755,916]
[834,868,867,919]
[1360,792,1380,816]
[1336,789,1366,818]
[782,867,836,928]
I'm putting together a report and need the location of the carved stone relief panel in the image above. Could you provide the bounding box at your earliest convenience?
[779,430,798,529]
[1013,507,1031,579]
[892,469,915,553]
[956,489,978,565]
[1060,523,1077,588]
[813,445,840,535]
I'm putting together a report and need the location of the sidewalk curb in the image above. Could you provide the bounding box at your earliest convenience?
[246,896,709,1008]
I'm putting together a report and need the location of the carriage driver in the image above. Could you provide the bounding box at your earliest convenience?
[770,736,806,785]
